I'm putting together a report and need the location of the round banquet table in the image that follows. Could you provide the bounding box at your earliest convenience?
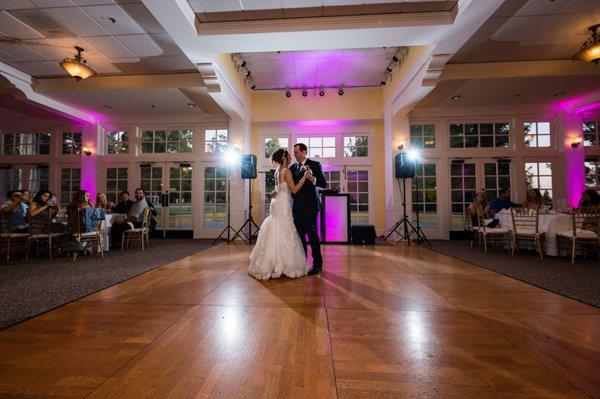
[496,211,572,257]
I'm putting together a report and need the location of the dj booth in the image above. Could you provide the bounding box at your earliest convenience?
[319,191,351,244]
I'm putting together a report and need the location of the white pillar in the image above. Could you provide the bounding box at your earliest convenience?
[80,122,102,199]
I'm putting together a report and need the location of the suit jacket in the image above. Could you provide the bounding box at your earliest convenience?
[290,159,327,216]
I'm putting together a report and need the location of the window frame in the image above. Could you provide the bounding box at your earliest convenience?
[1,132,51,155]
[343,134,370,158]
[204,128,229,154]
[141,129,194,154]
[523,121,551,148]
[106,130,130,155]
[61,131,82,155]
[448,122,510,149]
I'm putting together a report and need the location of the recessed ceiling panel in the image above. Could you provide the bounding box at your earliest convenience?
[0,1,36,10]
[84,35,133,57]
[0,10,45,39]
[116,34,163,57]
[80,4,143,35]
[43,6,108,36]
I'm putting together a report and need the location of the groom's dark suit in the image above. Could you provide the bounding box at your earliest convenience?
[290,159,327,268]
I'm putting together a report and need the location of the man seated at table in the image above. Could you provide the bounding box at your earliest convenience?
[1,190,29,233]
[110,188,149,249]
[489,187,520,217]
[113,190,135,214]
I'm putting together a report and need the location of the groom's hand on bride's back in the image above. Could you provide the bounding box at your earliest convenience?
[270,190,277,198]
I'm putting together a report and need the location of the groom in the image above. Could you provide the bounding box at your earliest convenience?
[290,143,327,275]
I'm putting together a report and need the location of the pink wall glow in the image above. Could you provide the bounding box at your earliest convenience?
[562,112,585,207]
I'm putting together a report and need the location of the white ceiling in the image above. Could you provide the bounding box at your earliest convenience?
[0,0,196,77]
[451,0,600,63]
[241,47,399,89]
[187,0,454,13]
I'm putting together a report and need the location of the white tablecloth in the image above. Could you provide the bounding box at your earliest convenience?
[497,212,572,256]
[100,213,126,251]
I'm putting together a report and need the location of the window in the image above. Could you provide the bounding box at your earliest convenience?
[106,168,128,203]
[264,137,289,158]
[0,167,23,199]
[61,132,82,154]
[323,169,341,191]
[484,161,511,200]
[585,161,600,190]
[263,170,275,217]
[346,169,369,224]
[296,137,335,158]
[409,124,435,149]
[524,122,550,147]
[28,166,49,194]
[412,162,437,229]
[343,136,369,157]
[203,166,228,229]
[449,123,509,148]
[2,132,50,155]
[107,131,129,154]
[525,162,553,204]
[450,162,476,230]
[141,129,193,153]
[583,121,599,146]
[60,168,81,204]
[204,129,228,153]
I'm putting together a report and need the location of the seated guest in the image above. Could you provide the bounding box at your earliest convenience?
[95,192,110,212]
[110,188,149,249]
[579,189,600,208]
[489,187,519,217]
[68,191,105,234]
[1,190,29,233]
[523,188,543,210]
[21,189,31,206]
[468,192,498,228]
[29,190,64,233]
[113,190,134,214]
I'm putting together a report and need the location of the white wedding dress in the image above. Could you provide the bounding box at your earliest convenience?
[248,168,307,280]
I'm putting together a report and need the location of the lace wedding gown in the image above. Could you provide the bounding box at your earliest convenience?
[248,169,307,280]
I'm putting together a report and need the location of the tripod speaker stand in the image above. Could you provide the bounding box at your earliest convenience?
[211,166,236,245]
[232,178,260,244]
[384,178,431,246]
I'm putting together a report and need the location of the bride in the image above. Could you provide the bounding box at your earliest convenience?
[248,148,309,280]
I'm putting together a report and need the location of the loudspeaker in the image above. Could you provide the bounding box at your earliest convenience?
[351,224,376,245]
[394,152,416,178]
[241,154,257,179]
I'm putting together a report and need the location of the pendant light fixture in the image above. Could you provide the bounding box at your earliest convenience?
[59,46,96,81]
[572,24,600,64]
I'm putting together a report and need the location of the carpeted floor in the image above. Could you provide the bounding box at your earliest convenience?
[429,240,600,308]
[0,239,212,330]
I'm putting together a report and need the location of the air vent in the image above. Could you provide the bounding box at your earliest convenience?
[7,9,75,38]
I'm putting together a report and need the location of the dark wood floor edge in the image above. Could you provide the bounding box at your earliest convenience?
[0,241,218,332]
[423,244,600,310]
[469,310,595,399]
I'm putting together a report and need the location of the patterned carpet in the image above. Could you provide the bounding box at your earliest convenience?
[429,239,600,308]
[0,239,213,330]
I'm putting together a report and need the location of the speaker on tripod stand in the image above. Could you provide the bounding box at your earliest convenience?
[384,147,431,246]
[232,154,261,244]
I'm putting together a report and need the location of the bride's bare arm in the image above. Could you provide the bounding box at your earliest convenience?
[284,169,306,194]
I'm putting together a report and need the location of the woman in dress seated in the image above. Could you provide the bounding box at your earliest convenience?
[67,190,104,234]
[95,192,110,212]
[467,192,496,228]
[28,190,64,233]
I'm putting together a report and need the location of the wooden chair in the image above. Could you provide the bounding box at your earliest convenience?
[510,207,544,259]
[122,208,151,253]
[556,207,600,264]
[464,208,475,247]
[0,212,29,262]
[474,206,511,253]
[71,208,104,261]
[25,210,67,261]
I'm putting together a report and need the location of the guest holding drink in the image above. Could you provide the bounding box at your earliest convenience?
[28,190,64,233]
[1,190,29,233]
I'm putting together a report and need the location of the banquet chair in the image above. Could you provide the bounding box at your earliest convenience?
[474,206,511,253]
[556,207,600,264]
[510,207,544,259]
[464,209,475,247]
[121,208,151,253]
[70,208,104,261]
[25,211,67,261]
[0,213,29,262]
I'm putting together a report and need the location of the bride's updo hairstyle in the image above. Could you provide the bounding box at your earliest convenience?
[270,148,288,166]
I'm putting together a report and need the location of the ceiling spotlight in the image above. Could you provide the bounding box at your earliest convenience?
[302,87,308,97]
[245,70,251,77]
[319,86,325,97]
[450,95,462,101]
[285,87,291,98]
[380,80,386,86]
[250,84,256,90]
[241,61,246,68]
[59,46,96,81]
[572,24,600,64]
[338,87,344,96]
[103,104,112,110]
[187,102,196,108]
[392,55,399,63]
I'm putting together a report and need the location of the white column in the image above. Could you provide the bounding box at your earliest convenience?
[559,111,585,207]
[80,122,102,199]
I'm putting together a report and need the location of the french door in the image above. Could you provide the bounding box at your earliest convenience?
[449,159,511,231]
[139,163,193,231]
[199,164,229,238]
[322,165,372,225]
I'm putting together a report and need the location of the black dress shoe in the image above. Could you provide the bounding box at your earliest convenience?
[307,267,322,276]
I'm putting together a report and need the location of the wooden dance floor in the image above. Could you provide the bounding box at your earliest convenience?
[0,243,598,398]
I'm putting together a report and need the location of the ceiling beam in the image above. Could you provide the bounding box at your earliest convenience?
[441,60,600,81]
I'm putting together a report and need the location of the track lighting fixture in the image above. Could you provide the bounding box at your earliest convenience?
[302,87,308,97]
[319,86,325,97]
[285,87,291,98]
[338,87,344,96]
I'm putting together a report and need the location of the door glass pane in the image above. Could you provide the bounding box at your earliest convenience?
[346,169,369,225]
[140,165,163,227]
[168,165,192,229]
[450,163,475,231]
[204,166,228,230]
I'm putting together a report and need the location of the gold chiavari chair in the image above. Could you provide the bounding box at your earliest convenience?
[70,208,104,261]
[25,210,67,261]
[121,208,151,253]
[510,207,544,259]
[474,206,511,253]
[0,212,29,262]
[556,207,600,264]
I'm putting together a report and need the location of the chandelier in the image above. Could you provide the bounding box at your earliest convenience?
[572,24,600,64]
[59,46,96,81]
